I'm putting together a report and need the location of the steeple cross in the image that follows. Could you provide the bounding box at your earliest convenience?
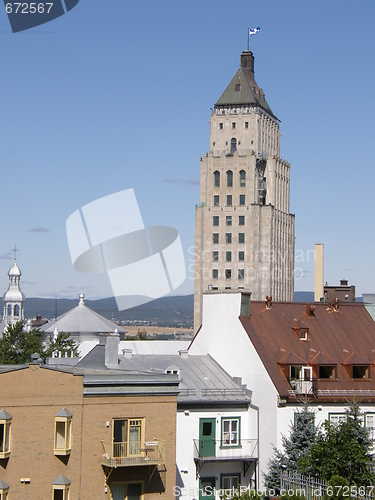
[11,245,20,260]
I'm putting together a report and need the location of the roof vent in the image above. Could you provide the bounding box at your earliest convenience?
[265,295,272,309]
[306,303,315,317]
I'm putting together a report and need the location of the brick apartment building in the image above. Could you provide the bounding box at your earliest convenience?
[0,344,179,500]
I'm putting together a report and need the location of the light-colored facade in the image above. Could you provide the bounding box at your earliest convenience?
[2,259,25,328]
[194,50,294,329]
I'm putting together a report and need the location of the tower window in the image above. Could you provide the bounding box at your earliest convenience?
[227,195,232,206]
[225,269,232,279]
[240,170,246,187]
[219,123,223,130]
[239,233,245,244]
[14,305,19,317]
[214,171,220,188]
[245,122,249,129]
[226,251,232,262]
[232,123,236,129]
[239,216,245,226]
[235,83,241,92]
[212,269,218,280]
[239,195,245,206]
[213,251,218,262]
[213,234,219,244]
[214,195,219,206]
[213,216,219,226]
[226,233,232,244]
[227,170,233,187]
[238,251,244,261]
[238,269,244,280]
[230,138,237,153]
[226,216,232,226]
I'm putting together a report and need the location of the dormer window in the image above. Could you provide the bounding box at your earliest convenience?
[0,410,11,459]
[299,330,308,341]
[352,365,369,379]
[319,365,337,379]
[0,480,9,500]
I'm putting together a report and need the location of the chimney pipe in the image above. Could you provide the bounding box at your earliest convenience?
[314,244,324,302]
[105,330,120,368]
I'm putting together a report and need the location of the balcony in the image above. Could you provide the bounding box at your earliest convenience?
[193,439,258,462]
[287,378,317,398]
[101,440,165,468]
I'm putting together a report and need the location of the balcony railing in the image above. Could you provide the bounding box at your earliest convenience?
[101,440,165,467]
[193,439,258,462]
[287,378,317,397]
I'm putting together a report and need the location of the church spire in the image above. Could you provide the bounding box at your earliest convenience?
[2,251,25,326]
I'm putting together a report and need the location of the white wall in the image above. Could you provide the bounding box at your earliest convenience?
[189,292,279,486]
[176,405,258,498]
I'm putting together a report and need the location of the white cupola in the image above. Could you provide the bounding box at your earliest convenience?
[3,257,25,326]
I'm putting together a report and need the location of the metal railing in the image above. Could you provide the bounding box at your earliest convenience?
[287,378,317,397]
[193,439,258,461]
[101,440,165,467]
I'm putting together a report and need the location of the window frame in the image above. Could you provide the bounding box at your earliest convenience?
[318,365,337,379]
[225,269,231,280]
[239,170,246,187]
[0,481,9,500]
[52,485,70,500]
[238,251,244,262]
[238,233,245,244]
[225,233,232,244]
[239,216,245,226]
[54,410,72,456]
[227,195,232,206]
[213,234,219,244]
[212,269,218,280]
[213,195,219,206]
[226,251,231,262]
[238,269,244,280]
[214,171,220,188]
[226,170,233,188]
[213,216,219,226]
[0,411,12,459]
[328,413,346,425]
[239,194,245,206]
[213,251,218,262]
[365,413,375,441]
[352,365,370,379]
[226,216,232,226]
[220,417,241,448]
[220,473,241,491]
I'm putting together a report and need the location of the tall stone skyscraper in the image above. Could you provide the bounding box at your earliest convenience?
[194,50,295,329]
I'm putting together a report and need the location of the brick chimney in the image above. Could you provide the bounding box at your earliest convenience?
[241,50,255,80]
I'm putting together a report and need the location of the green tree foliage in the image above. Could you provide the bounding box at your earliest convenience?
[305,400,374,485]
[44,331,79,359]
[263,403,316,492]
[0,321,44,364]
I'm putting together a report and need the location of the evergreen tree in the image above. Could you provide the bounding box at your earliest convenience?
[305,399,374,485]
[264,402,316,492]
[44,331,79,359]
[0,321,45,364]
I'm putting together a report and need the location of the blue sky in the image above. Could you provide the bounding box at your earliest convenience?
[0,0,374,301]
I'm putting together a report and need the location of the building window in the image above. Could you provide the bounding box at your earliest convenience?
[239,194,245,206]
[227,170,233,187]
[238,251,244,261]
[365,413,375,441]
[221,417,240,446]
[226,216,232,226]
[230,138,237,154]
[352,365,369,379]
[213,234,219,244]
[238,269,244,280]
[52,475,70,500]
[221,474,241,491]
[239,233,245,244]
[226,233,232,244]
[0,410,11,459]
[240,170,246,187]
[232,123,236,129]
[319,366,336,379]
[54,409,72,456]
[225,269,231,279]
[245,122,249,129]
[14,304,19,316]
[227,195,232,206]
[214,171,220,188]
[235,83,241,92]
[329,413,346,425]
[226,252,231,262]
[219,123,223,130]
[213,251,218,262]
[212,269,218,280]
[0,481,9,500]
[214,195,219,206]
[213,216,219,226]
[239,216,245,226]
[7,305,11,317]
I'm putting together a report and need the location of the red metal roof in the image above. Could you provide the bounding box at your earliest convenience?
[239,301,375,403]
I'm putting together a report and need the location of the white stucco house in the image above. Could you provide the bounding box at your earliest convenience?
[189,290,375,485]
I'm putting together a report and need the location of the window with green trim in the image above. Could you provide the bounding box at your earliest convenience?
[328,413,346,425]
[220,473,241,490]
[221,417,240,447]
[365,413,375,441]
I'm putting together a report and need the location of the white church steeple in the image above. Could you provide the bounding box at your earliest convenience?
[2,247,25,326]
